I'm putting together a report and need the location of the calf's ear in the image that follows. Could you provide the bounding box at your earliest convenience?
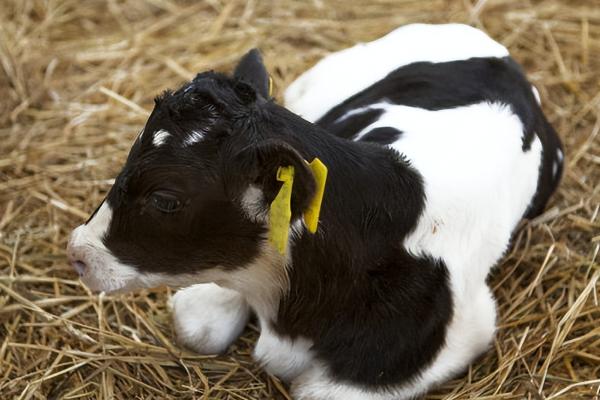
[225,140,316,219]
[234,49,271,99]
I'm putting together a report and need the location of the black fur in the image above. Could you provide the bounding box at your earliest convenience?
[327,108,384,140]
[98,51,452,388]
[316,56,563,217]
[360,127,403,145]
[318,57,538,147]
[234,48,271,99]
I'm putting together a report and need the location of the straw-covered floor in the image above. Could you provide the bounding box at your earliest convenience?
[1,0,598,399]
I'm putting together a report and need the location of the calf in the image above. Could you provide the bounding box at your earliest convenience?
[67,23,563,399]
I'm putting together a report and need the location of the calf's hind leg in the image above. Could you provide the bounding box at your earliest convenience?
[290,284,498,400]
[170,283,250,354]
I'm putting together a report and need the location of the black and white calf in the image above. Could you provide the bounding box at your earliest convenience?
[67,24,563,399]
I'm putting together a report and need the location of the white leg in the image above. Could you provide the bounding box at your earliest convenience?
[169,283,250,354]
[440,283,497,369]
[253,323,314,382]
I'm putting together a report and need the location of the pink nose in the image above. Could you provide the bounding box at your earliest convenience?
[71,259,87,276]
[67,243,88,277]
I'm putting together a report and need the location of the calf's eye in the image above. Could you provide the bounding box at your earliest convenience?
[149,191,182,213]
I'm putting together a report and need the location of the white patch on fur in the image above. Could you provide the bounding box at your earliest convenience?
[254,320,314,382]
[292,363,402,400]
[375,101,540,396]
[170,283,250,354]
[240,185,304,241]
[532,85,541,105]
[183,130,205,146]
[241,185,266,222]
[334,104,383,123]
[68,203,142,293]
[284,23,509,122]
[152,129,170,146]
[375,102,542,282]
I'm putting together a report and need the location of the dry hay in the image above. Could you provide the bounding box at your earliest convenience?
[0,0,599,399]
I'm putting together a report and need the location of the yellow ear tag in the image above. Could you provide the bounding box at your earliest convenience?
[304,158,328,234]
[268,76,274,97]
[269,166,294,255]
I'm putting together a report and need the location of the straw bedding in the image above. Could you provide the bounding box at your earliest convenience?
[0,0,599,398]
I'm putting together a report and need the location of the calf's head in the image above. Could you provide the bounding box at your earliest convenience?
[67,50,316,294]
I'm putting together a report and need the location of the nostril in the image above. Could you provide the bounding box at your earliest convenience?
[71,260,87,277]
[67,238,88,277]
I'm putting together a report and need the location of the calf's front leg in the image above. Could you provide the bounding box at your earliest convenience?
[170,283,250,354]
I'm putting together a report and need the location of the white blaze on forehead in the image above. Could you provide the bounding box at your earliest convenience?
[152,129,171,146]
[183,130,205,146]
